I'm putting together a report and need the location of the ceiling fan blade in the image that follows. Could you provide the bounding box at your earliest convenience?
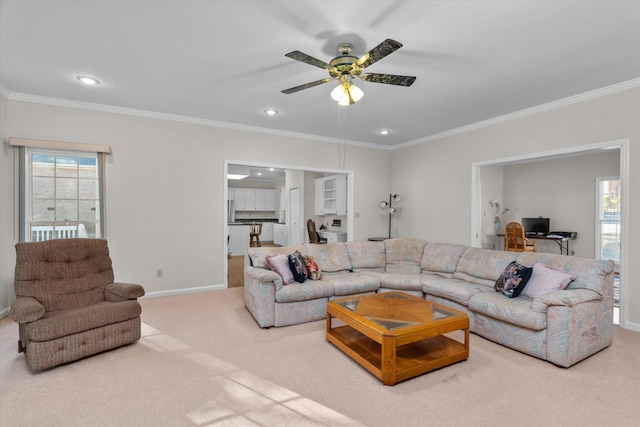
[285,51,334,70]
[360,73,416,86]
[281,78,334,94]
[356,38,403,69]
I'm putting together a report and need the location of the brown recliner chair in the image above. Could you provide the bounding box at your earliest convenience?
[9,238,145,371]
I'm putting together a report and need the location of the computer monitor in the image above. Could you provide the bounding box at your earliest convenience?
[522,217,550,235]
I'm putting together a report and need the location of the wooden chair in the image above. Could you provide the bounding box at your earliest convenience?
[505,222,536,252]
[307,219,327,244]
[249,223,262,247]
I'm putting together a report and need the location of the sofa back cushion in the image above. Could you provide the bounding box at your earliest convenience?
[421,243,468,277]
[384,238,427,274]
[453,247,517,287]
[345,241,386,272]
[14,239,115,312]
[304,242,352,273]
[248,245,308,269]
[516,252,613,296]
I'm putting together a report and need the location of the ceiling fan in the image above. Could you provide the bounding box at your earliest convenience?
[282,38,416,105]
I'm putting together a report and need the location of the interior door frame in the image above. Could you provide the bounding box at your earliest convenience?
[471,139,630,330]
[223,159,355,288]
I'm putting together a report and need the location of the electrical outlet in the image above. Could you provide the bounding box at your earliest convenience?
[355,211,360,218]
[156,268,163,278]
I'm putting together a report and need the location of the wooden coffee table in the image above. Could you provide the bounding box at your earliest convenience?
[326,291,469,385]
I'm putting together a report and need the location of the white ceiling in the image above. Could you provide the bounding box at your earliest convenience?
[1,0,639,147]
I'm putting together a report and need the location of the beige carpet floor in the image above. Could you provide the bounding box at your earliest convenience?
[1,287,639,427]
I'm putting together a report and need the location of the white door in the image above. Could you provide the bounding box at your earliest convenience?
[289,187,301,245]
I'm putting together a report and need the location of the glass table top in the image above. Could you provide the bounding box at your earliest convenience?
[335,292,456,331]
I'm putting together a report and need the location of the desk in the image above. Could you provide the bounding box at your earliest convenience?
[496,234,576,255]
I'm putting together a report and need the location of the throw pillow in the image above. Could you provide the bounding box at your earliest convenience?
[266,254,294,285]
[494,261,533,298]
[288,251,308,283]
[303,255,322,280]
[521,262,576,300]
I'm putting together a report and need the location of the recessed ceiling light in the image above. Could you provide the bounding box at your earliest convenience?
[264,108,279,116]
[377,129,391,135]
[77,76,100,85]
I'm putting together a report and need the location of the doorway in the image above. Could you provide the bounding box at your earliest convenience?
[471,139,629,329]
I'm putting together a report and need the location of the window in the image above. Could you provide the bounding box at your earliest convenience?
[596,177,620,266]
[11,138,110,242]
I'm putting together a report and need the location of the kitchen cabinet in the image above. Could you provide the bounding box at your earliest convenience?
[273,223,288,246]
[230,188,276,211]
[228,224,250,256]
[315,174,347,215]
[260,222,274,242]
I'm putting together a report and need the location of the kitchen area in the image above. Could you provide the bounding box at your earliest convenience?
[227,164,349,258]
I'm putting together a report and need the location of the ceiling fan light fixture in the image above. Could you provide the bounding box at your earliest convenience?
[331,81,364,106]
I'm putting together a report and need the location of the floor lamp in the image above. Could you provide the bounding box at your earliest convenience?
[380,194,401,239]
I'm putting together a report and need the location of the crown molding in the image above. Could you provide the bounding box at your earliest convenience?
[394,78,640,150]
[2,89,391,151]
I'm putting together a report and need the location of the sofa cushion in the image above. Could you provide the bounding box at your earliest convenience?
[266,254,294,285]
[26,300,142,342]
[421,243,467,276]
[303,255,322,280]
[469,292,546,331]
[305,242,352,273]
[384,238,427,274]
[422,274,494,306]
[288,251,308,283]
[521,262,575,300]
[494,261,533,298]
[345,241,386,271]
[248,245,308,269]
[321,273,379,296]
[376,273,422,292]
[275,280,334,303]
[453,248,517,287]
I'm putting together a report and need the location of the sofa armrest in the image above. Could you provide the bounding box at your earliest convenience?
[531,289,601,313]
[10,297,45,323]
[246,267,283,290]
[105,282,146,302]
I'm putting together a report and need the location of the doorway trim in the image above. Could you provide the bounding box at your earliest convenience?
[471,139,631,330]
[223,159,355,288]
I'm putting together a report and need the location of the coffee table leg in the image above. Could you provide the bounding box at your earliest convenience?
[381,335,396,386]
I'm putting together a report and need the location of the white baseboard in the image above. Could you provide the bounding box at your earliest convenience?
[142,284,227,299]
[0,306,9,319]
[621,320,640,333]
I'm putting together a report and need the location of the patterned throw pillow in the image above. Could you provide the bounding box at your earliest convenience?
[495,261,533,298]
[288,251,308,283]
[303,255,322,280]
[265,254,294,285]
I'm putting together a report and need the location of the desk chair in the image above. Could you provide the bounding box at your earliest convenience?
[505,222,536,252]
[249,223,262,247]
[307,219,327,244]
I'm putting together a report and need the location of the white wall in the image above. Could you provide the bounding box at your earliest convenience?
[2,100,391,301]
[0,92,13,316]
[391,87,640,328]
[502,150,619,257]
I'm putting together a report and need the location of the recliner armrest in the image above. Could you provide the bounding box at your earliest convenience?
[105,282,145,301]
[10,297,45,323]
[530,289,601,313]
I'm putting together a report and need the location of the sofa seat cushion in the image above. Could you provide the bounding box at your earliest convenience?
[25,300,142,342]
[375,273,422,292]
[422,274,493,306]
[275,281,334,303]
[469,293,546,331]
[321,273,380,296]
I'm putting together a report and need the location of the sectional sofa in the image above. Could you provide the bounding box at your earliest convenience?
[243,238,614,367]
